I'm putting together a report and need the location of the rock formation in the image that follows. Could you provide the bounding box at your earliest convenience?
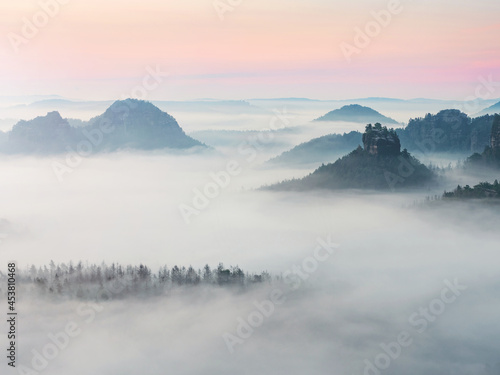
[362,123,400,156]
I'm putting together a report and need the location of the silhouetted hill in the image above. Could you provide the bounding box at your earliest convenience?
[268,131,362,165]
[397,110,495,153]
[266,124,434,191]
[314,104,399,124]
[7,111,80,153]
[87,99,203,151]
[466,114,500,169]
[269,112,493,165]
[476,101,500,116]
[492,114,500,150]
[0,99,205,154]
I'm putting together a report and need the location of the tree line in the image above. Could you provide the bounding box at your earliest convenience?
[2,261,271,299]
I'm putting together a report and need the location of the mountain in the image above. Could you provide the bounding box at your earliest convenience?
[86,99,203,151]
[492,115,500,150]
[6,111,81,153]
[397,110,495,154]
[363,123,400,155]
[466,114,500,168]
[475,101,500,116]
[314,104,399,124]
[268,131,362,165]
[0,99,205,154]
[269,111,496,165]
[266,123,434,191]
[0,95,64,106]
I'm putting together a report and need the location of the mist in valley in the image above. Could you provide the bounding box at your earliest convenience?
[1,129,500,374]
[3,0,500,372]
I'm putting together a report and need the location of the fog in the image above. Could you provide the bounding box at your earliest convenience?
[1,98,500,375]
[0,141,499,375]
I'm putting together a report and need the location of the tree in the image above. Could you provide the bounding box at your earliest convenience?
[203,264,212,284]
[186,266,200,285]
[216,263,230,285]
[171,266,183,285]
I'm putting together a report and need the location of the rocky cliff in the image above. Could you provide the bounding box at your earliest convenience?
[362,123,400,156]
[267,124,434,191]
[466,114,500,168]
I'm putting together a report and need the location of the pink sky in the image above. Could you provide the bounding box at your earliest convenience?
[0,0,499,100]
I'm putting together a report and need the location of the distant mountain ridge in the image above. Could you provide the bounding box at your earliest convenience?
[314,104,399,124]
[266,124,434,191]
[268,131,362,165]
[475,101,500,116]
[269,110,460,166]
[263,110,500,167]
[8,111,79,153]
[0,99,205,154]
[397,110,495,153]
[466,114,500,169]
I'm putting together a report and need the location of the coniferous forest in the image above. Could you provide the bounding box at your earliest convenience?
[2,262,270,299]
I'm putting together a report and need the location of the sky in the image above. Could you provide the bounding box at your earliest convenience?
[0,0,499,101]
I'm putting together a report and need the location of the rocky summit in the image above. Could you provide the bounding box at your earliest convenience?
[0,99,205,154]
[266,123,434,191]
[362,123,400,156]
